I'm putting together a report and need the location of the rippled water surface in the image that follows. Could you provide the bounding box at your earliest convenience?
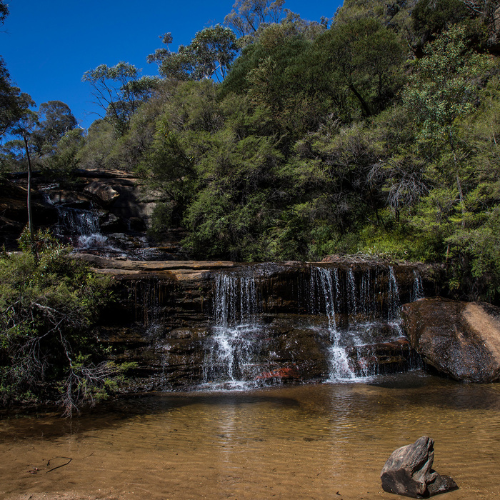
[1,372,500,499]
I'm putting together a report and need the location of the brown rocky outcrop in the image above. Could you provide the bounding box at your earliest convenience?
[74,169,157,229]
[84,181,120,205]
[381,436,458,498]
[402,297,500,382]
[89,260,425,390]
[6,168,160,240]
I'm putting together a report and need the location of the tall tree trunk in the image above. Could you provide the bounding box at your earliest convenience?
[23,134,35,256]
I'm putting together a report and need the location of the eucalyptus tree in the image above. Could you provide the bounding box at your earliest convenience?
[0,0,7,24]
[224,0,286,44]
[8,108,39,252]
[147,25,238,82]
[82,62,159,135]
[31,101,77,155]
[0,4,33,137]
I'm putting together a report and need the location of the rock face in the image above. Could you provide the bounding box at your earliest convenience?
[0,180,58,249]
[3,169,160,244]
[381,436,458,498]
[91,260,431,390]
[402,298,500,382]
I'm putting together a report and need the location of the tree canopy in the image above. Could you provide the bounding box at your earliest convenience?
[4,0,500,303]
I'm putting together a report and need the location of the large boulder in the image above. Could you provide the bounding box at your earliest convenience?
[402,298,500,382]
[381,436,457,498]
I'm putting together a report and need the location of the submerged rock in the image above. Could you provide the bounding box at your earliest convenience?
[402,298,500,382]
[381,436,457,498]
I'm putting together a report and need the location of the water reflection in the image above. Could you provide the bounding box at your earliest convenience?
[1,373,500,499]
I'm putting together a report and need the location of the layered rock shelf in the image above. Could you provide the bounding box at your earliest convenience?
[89,258,439,391]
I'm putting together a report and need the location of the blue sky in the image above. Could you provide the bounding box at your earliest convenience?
[1,0,341,131]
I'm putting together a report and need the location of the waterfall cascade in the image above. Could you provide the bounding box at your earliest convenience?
[56,206,108,249]
[200,264,422,389]
[203,273,264,388]
[43,190,108,249]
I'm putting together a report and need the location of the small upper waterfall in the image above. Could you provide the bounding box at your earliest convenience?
[56,206,108,249]
[43,190,108,249]
[411,270,425,302]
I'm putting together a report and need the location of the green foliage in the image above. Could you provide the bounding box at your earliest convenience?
[445,206,500,302]
[62,0,500,302]
[412,0,471,39]
[82,62,159,135]
[313,17,406,118]
[148,26,238,82]
[0,2,33,137]
[0,230,123,415]
[31,101,78,155]
[224,0,286,40]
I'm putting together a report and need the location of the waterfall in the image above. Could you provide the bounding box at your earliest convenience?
[203,272,262,387]
[411,270,425,302]
[54,205,108,249]
[309,265,407,381]
[310,267,337,335]
[387,266,401,321]
[42,192,108,249]
[214,274,259,328]
[310,267,355,380]
[202,264,419,389]
[347,268,358,316]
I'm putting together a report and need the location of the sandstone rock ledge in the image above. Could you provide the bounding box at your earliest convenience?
[73,253,237,281]
[402,297,500,382]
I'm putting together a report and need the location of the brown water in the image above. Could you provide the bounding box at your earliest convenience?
[1,372,500,500]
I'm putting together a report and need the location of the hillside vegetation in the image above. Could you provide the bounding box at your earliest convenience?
[2,0,500,302]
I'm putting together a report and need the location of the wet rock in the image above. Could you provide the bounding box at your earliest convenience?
[44,188,90,208]
[88,260,443,391]
[402,298,500,382]
[345,337,417,376]
[255,364,300,380]
[99,213,126,232]
[381,436,458,498]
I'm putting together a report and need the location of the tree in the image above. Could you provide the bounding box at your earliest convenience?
[0,3,34,137]
[313,18,405,119]
[8,107,38,252]
[148,26,238,82]
[82,62,159,135]
[31,100,77,155]
[0,59,33,137]
[412,0,472,43]
[402,25,492,224]
[224,0,286,42]
[0,0,7,24]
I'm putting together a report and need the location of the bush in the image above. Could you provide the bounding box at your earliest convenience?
[0,229,127,416]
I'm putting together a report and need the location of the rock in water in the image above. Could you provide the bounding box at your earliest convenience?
[381,436,457,498]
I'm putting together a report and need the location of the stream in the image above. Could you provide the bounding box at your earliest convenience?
[1,373,500,499]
